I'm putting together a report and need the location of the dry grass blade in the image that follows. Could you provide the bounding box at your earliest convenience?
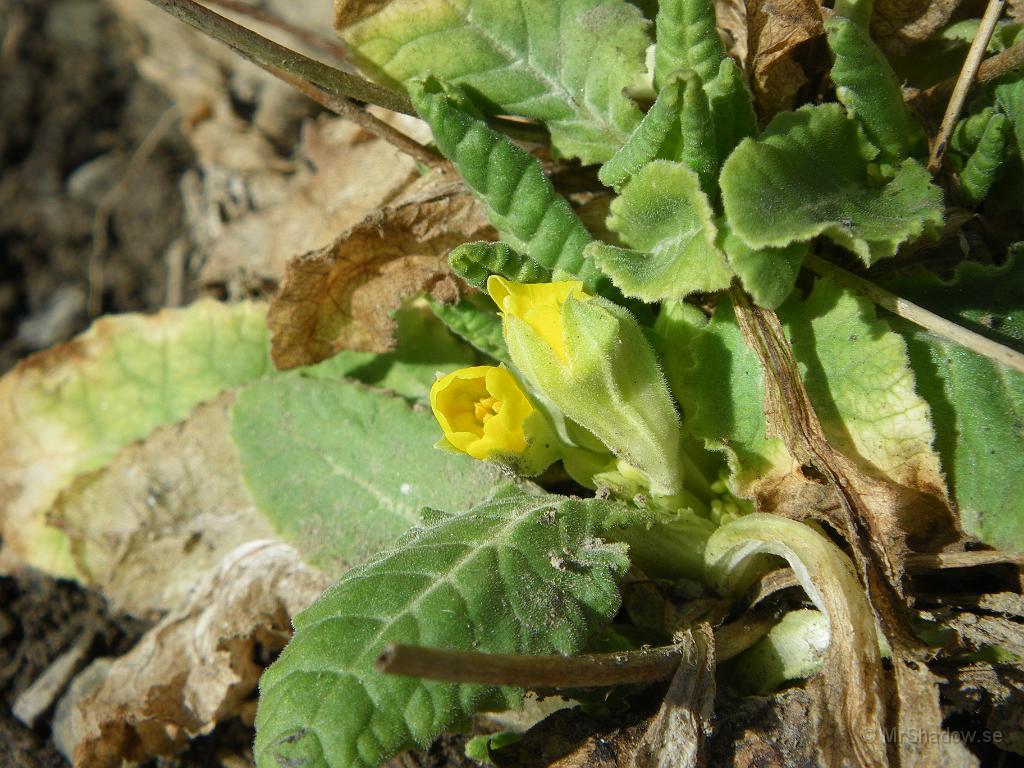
[929,0,1008,172]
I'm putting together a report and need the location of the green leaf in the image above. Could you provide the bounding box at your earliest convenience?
[721,227,806,309]
[306,303,478,402]
[341,0,649,164]
[883,255,1024,552]
[410,79,603,290]
[653,0,725,88]
[0,300,272,576]
[959,111,1011,205]
[677,70,719,195]
[705,58,758,164]
[720,104,944,265]
[598,75,688,190]
[428,294,510,364]
[254,491,628,768]
[995,77,1024,157]
[659,279,945,498]
[826,16,928,161]
[448,241,551,290]
[588,160,731,300]
[231,375,505,576]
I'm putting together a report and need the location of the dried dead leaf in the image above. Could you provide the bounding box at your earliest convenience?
[69,540,330,768]
[197,116,420,290]
[48,391,276,617]
[729,290,951,768]
[715,0,749,67]
[871,0,963,54]
[747,0,824,118]
[268,172,495,367]
[335,0,393,29]
[630,625,716,768]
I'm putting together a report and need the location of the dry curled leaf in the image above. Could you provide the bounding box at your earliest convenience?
[871,0,962,54]
[714,0,749,68]
[268,172,495,368]
[68,540,330,768]
[747,0,824,118]
[48,391,276,617]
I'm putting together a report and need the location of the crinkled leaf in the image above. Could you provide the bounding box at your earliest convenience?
[254,491,628,768]
[448,241,551,291]
[720,104,944,265]
[959,111,1011,205]
[676,70,719,195]
[338,0,649,164]
[410,79,603,290]
[588,160,731,300]
[268,175,491,368]
[884,254,1024,552]
[231,374,504,576]
[654,0,725,87]
[721,228,806,309]
[0,300,271,576]
[995,77,1024,157]
[826,15,927,161]
[428,294,510,364]
[704,57,758,164]
[660,279,946,503]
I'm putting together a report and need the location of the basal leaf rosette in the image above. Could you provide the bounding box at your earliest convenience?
[487,277,684,497]
[429,365,559,475]
[720,104,944,265]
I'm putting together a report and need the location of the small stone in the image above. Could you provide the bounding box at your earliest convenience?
[13,631,95,728]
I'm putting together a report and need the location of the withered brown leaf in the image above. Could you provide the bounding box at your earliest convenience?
[871,0,962,54]
[268,172,495,369]
[747,0,825,118]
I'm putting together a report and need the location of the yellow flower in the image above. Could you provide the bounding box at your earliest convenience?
[486,276,590,361]
[430,365,535,460]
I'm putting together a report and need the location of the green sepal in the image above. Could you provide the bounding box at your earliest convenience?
[504,294,684,497]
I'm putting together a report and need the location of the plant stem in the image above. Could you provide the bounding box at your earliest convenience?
[804,254,1024,374]
[928,0,1006,173]
[202,0,350,64]
[376,615,775,689]
[144,0,416,115]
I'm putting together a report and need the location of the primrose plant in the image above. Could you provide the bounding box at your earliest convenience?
[252,1,1024,766]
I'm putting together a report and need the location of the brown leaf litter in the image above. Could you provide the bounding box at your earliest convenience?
[268,171,496,367]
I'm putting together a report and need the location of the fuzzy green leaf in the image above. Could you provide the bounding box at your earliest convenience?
[653,0,725,87]
[677,70,719,195]
[996,77,1024,157]
[959,111,1011,205]
[826,16,928,161]
[341,0,649,164]
[428,295,510,363]
[232,375,504,576]
[659,279,944,498]
[254,491,628,768]
[884,255,1024,552]
[588,160,731,300]
[721,227,806,309]
[720,104,944,265]
[410,79,603,290]
[705,58,758,164]
[448,241,551,290]
[598,76,688,190]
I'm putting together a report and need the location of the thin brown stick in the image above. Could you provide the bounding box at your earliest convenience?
[90,107,181,317]
[929,0,1007,173]
[269,66,448,169]
[144,0,415,115]
[376,616,775,689]
[977,39,1024,84]
[805,254,1024,374]
[202,0,350,63]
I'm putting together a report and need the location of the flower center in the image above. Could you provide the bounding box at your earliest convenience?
[474,396,502,423]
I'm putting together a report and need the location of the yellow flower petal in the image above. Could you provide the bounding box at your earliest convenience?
[486,277,589,361]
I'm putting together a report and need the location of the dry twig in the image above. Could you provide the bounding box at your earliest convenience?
[202,0,350,63]
[929,0,1007,172]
